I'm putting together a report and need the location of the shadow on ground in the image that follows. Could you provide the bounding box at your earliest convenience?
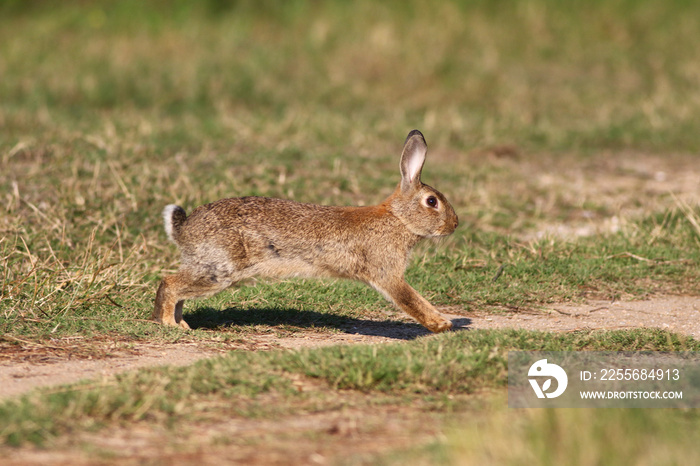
[187,307,471,340]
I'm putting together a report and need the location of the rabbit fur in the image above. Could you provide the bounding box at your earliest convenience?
[153,130,458,332]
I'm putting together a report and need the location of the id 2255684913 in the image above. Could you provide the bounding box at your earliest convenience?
[509,352,697,408]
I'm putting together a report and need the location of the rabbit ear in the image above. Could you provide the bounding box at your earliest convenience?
[400,130,427,192]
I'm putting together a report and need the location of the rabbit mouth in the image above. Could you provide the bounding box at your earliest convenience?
[431,228,456,238]
[443,217,459,235]
[436,223,458,236]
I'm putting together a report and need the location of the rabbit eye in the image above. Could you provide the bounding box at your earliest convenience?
[426,196,438,208]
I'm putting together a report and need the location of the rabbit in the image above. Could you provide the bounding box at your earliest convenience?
[153,129,458,333]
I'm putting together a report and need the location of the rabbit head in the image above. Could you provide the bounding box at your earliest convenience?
[389,130,459,238]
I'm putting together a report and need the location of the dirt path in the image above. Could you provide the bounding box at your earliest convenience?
[1,296,698,400]
[456,295,700,337]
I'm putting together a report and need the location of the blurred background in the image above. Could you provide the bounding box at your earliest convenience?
[3,0,700,154]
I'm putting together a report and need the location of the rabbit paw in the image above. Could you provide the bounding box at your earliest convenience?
[430,319,453,333]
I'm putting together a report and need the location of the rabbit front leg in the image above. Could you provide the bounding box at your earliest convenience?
[374,279,453,333]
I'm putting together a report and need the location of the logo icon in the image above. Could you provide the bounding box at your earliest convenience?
[528,359,568,398]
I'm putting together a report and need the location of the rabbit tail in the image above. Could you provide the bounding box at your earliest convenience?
[163,204,187,244]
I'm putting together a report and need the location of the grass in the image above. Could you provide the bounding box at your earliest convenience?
[2,0,700,462]
[3,0,700,343]
[1,328,698,448]
[396,403,700,466]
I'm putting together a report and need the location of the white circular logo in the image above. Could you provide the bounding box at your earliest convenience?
[528,359,568,399]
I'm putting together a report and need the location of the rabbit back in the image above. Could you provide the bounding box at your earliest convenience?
[164,197,414,286]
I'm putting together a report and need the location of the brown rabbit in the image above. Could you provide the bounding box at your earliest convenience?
[153,130,458,332]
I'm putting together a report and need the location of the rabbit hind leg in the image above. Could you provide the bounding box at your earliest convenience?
[153,271,228,329]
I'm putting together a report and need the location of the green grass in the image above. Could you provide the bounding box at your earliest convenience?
[2,0,700,461]
[3,0,700,343]
[1,328,698,447]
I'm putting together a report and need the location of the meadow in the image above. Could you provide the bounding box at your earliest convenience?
[2,0,700,463]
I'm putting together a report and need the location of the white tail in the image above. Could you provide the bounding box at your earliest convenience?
[162,204,180,243]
